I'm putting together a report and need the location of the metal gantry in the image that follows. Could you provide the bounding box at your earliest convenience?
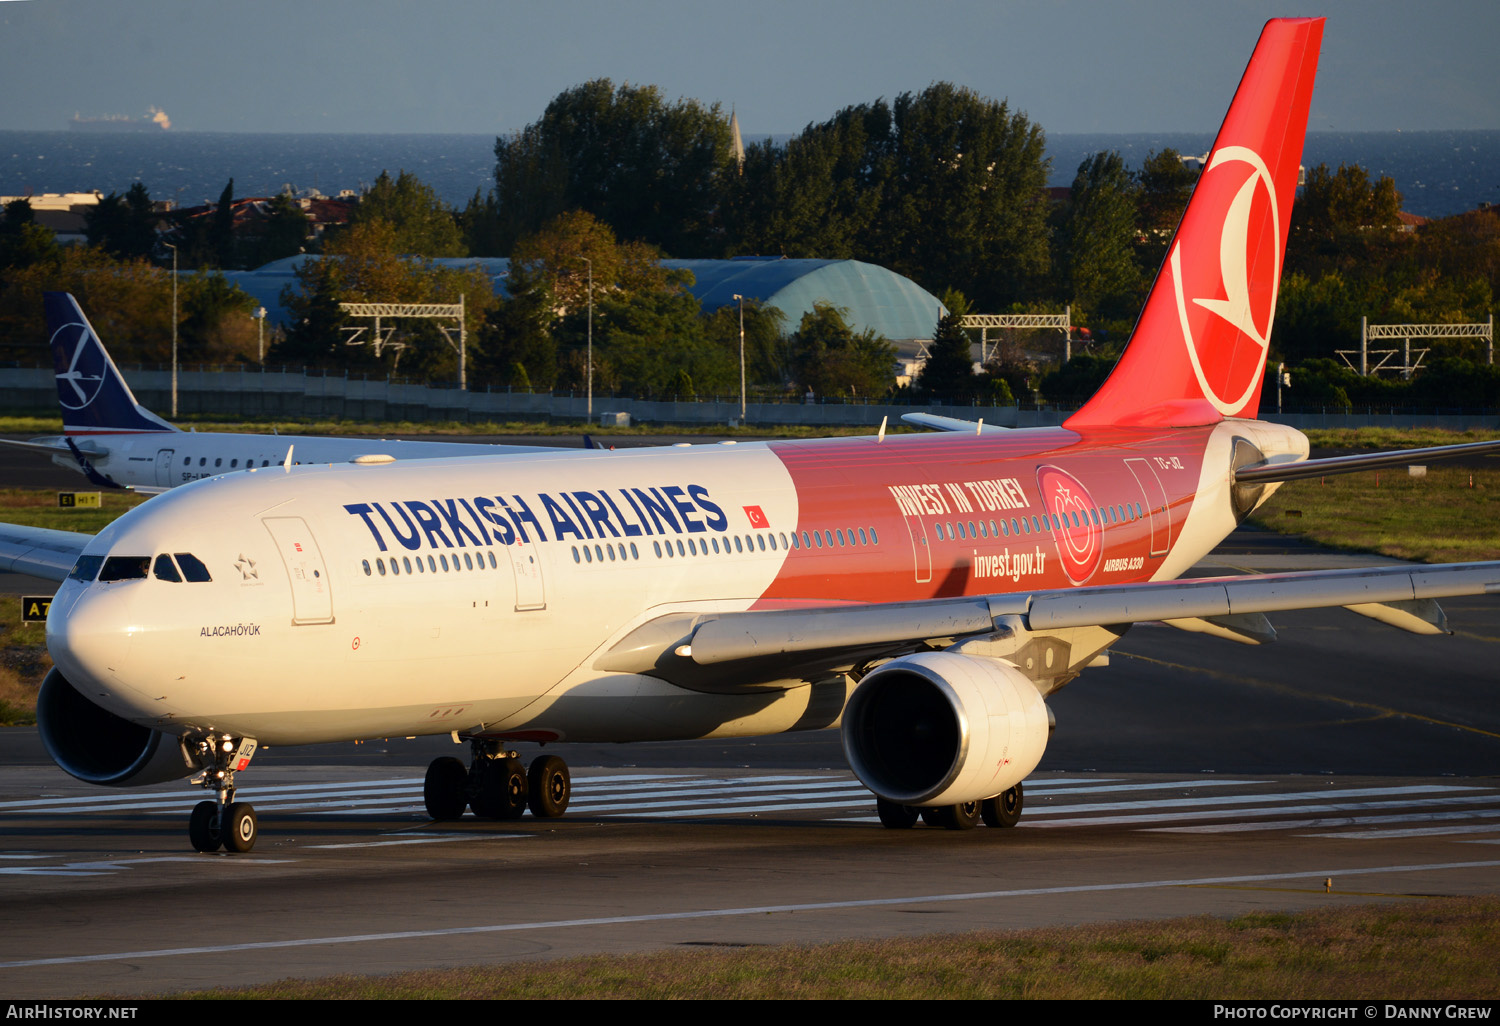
[959,307,1075,363]
[339,297,467,389]
[1338,315,1494,379]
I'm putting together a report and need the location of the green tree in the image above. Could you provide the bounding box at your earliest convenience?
[703,299,787,388]
[724,111,886,260]
[788,302,896,399]
[0,200,62,279]
[1039,352,1115,405]
[211,178,237,269]
[0,245,171,363]
[494,80,738,255]
[726,84,1050,308]
[350,170,465,257]
[579,284,732,397]
[1056,152,1141,328]
[916,289,976,401]
[85,182,158,261]
[180,271,257,362]
[457,188,505,257]
[274,221,493,378]
[246,192,309,268]
[1134,148,1197,270]
[1292,163,1402,243]
[479,286,557,391]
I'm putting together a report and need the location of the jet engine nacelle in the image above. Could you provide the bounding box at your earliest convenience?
[841,651,1049,807]
[37,668,195,786]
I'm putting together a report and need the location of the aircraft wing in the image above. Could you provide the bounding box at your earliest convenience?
[0,437,78,457]
[601,561,1500,690]
[900,413,1012,434]
[0,523,92,583]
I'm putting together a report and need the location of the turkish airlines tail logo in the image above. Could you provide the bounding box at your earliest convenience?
[1065,18,1323,429]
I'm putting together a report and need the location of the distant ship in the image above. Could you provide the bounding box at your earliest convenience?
[68,107,171,132]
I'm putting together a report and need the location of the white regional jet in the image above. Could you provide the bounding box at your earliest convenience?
[3,291,568,493]
[3,18,1499,854]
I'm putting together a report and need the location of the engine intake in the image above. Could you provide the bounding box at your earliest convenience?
[841,652,1049,807]
[37,668,195,786]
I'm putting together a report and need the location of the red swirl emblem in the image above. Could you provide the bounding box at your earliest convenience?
[1036,465,1101,585]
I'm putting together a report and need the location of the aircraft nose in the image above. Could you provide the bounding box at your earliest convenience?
[46,582,142,711]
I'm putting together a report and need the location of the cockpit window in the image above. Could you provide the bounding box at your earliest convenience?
[68,555,104,583]
[98,556,150,582]
[153,554,182,582]
[174,553,213,583]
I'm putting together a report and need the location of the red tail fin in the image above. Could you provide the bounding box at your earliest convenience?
[1066,17,1323,429]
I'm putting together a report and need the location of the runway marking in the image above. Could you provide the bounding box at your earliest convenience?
[0,855,297,877]
[1023,785,1484,823]
[1149,808,1500,834]
[1028,792,1500,830]
[2,859,1496,971]
[1301,822,1500,840]
[308,833,531,849]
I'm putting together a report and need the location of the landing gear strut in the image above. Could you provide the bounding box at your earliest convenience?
[876,783,1024,831]
[186,734,259,853]
[423,742,572,822]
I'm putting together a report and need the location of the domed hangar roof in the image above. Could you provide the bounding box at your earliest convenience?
[665,257,944,344]
[232,255,944,345]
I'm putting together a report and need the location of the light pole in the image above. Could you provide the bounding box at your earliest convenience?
[254,307,266,363]
[581,257,593,422]
[164,241,178,417]
[732,293,745,421]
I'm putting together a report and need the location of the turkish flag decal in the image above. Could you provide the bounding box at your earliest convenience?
[743,505,770,529]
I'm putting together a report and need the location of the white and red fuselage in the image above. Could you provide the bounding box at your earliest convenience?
[47,417,1306,747]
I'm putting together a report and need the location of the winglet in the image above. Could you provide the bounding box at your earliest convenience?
[44,293,177,437]
[1065,18,1323,429]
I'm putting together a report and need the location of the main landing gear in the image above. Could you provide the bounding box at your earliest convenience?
[186,734,260,853]
[424,741,572,823]
[875,783,1024,832]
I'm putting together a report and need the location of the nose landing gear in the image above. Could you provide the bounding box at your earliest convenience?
[424,741,572,823]
[186,734,259,853]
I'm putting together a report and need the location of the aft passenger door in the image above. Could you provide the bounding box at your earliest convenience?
[508,535,546,611]
[155,449,175,488]
[262,516,334,624]
[1123,458,1171,557]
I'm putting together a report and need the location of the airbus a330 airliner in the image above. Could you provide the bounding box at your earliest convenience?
[4,18,1499,854]
[2,291,566,492]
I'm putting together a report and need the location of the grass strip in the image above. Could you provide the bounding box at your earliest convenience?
[157,895,1500,1000]
[1247,465,1500,563]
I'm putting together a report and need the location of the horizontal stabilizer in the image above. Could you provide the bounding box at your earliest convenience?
[1236,438,1500,484]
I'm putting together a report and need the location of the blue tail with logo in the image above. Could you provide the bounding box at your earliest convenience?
[44,292,177,436]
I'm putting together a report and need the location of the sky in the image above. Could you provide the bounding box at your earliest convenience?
[0,0,1496,136]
